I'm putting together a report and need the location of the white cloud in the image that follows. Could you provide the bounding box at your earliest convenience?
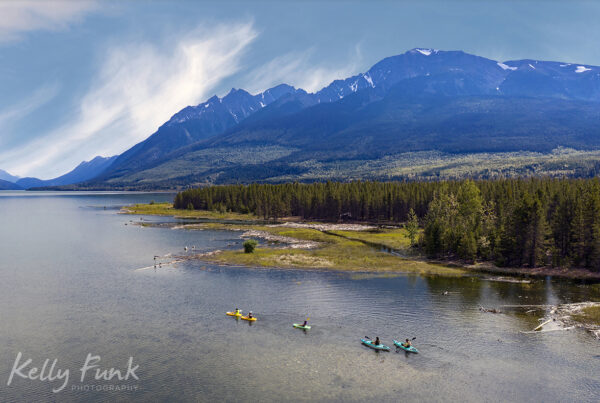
[244,45,363,94]
[0,0,98,42]
[0,22,257,178]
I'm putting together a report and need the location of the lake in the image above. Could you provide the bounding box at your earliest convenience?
[0,191,599,402]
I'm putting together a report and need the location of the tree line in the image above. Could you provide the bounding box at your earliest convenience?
[174,179,600,271]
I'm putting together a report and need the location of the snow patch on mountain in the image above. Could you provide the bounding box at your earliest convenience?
[497,62,517,71]
[575,65,591,73]
[415,48,433,56]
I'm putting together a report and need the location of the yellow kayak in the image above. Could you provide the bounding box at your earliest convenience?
[241,316,257,321]
[226,311,242,317]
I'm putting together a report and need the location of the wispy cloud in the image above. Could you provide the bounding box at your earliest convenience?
[0,0,98,42]
[244,44,363,93]
[0,22,257,178]
[0,83,59,136]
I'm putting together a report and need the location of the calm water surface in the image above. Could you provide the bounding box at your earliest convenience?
[0,191,599,402]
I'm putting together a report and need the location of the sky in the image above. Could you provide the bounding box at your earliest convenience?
[1,0,600,179]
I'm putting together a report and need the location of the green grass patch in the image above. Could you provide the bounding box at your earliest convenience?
[122,202,257,221]
[268,227,338,243]
[328,228,414,250]
[571,306,600,326]
[202,224,464,276]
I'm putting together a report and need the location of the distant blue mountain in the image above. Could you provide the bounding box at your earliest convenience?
[51,155,117,185]
[14,177,45,189]
[0,169,20,183]
[0,178,22,190]
[15,155,117,189]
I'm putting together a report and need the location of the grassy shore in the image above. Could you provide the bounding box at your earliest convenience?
[123,203,464,276]
[327,228,414,251]
[122,202,257,221]
[125,203,600,280]
[210,226,464,276]
[160,220,465,276]
[571,306,600,326]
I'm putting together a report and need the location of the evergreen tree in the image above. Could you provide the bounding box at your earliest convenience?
[172,178,600,271]
[406,208,419,246]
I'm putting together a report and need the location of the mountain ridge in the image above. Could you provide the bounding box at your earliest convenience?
[100,84,304,179]
[48,48,600,188]
[11,155,117,189]
[0,169,20,183]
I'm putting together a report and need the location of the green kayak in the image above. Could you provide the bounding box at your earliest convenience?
[361,338,390,351]
[293,323,311,330]
[393,340,419,353]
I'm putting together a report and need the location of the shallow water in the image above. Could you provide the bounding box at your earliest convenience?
[0,191,599,402]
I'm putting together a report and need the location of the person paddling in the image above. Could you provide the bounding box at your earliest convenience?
[402,338,412,348]
[374,337,381,346]
[248,311,253,319]
[302,320,308,327]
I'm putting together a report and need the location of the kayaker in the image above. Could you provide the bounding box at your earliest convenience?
[235,308,240,314]
[374,337,381,345]
[403,339,412,348]
[302,320,308,327]
[248,311,253,319]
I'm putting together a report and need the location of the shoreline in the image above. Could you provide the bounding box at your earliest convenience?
[123,203,600,282]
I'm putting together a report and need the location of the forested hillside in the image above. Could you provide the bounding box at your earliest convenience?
[174,179,600,271]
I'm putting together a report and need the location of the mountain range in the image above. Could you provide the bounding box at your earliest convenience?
[0,169,20,183]
[8,48,600,189]
[1,156,116,189]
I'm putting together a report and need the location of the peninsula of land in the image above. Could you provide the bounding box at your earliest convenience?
[123,202,600,281]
